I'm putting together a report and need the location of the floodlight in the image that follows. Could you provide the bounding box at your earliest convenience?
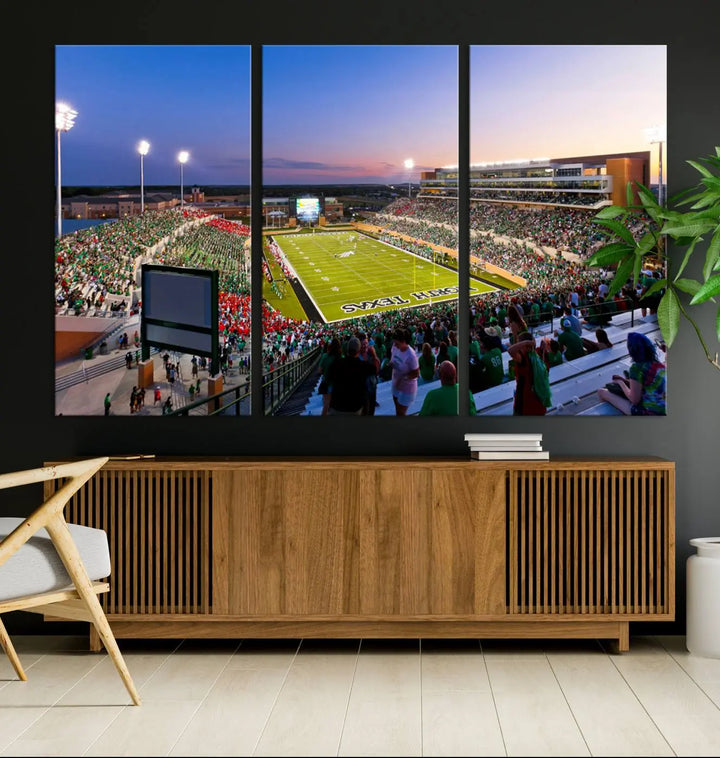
[178,151,190,209]
[55,102,78,238]
[138,141,150,214]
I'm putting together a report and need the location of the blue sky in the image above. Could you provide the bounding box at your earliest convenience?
[56,45,252,186]
[55,44,665,186]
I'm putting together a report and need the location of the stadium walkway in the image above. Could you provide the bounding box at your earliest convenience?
[55,324,251,418]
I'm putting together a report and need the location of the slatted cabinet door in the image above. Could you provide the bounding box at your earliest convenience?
[47,466,213,616]
[507,465,674,619]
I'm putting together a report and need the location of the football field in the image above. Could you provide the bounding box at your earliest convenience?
[273,231,497,323]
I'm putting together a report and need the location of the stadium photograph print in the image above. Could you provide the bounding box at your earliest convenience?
[53,43,667,419]
[466,44,667,416]
[54,45,252,418]
[262,44,460,417]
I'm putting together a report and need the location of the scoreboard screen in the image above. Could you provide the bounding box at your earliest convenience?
[296,197,320,221]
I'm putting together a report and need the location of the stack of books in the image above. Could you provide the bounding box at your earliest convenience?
[464,433,549,460]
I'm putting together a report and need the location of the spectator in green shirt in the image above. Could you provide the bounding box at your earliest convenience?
[557,318,586,361]
[446,330,459,367]
[474,329,505,390]
[419,361,477,416]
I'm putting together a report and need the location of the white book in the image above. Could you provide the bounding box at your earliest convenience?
[471,450,550,460]
[464,433,542,441]
[469,442,542,450]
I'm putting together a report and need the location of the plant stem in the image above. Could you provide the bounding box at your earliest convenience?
[674,291,720,372]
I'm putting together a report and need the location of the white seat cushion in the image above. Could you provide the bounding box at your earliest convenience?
[0,517,111,602]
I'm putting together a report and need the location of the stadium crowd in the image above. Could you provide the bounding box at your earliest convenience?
[55,200,661,414]
[157,217,250,294]
[470,190,604,206]
[376,196,610,258]
[55,208,212,312]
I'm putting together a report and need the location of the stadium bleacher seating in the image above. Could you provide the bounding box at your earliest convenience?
[300,309,662,417]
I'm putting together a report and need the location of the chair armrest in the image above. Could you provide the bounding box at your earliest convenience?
[0,457,109,567]
[0,457,109,491]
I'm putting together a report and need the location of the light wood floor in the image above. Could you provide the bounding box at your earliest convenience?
[0,634,719,756]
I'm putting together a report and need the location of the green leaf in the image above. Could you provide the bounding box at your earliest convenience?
[698,152,720,169]
[594,218,638,246]
[673,278,701,296]
[586,242,635,267]
[674,236,700,280]
[687,159,714,178]
[704,227,720,281]
[671,185,701,205]
[607,256,635,297]
[657,289,680,348]
[632,249,642,289]
[626,180,634,207]
[635,182,659,204]
[595,205,626,219]
[662,219,715,239]
[658,209,684,225]
[636,232,659,256]
[689,193,720,210]
[701,176,720,193]
[690,274,720,305]
[679,190,709,206]
[635,184,662,222]
[692,207,720,222]
[643,279,668,298]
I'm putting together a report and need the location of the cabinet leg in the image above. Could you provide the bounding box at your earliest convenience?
[607,622,630,654]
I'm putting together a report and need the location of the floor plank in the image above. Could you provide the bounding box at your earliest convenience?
[0,634,718,757]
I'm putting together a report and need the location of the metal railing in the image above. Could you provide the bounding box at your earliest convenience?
[169,379,251,416]
[525,296,636,334]
[263,346,323,415]
[168,347,321,416]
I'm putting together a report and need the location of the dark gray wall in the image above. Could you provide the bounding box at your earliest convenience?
[3,1,719,635]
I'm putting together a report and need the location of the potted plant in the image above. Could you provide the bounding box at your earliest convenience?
[587,146,720,371]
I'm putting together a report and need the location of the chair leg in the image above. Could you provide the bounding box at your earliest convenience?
[79,583,142,705]
[0,616,27,681]
[45,517,141,705]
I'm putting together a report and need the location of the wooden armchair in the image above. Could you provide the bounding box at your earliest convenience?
[0,457,141,705]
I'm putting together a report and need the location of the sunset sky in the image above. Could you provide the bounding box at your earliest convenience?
[470,45,667,182]
[55,44,666,186]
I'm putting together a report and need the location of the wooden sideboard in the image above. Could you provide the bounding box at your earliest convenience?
[44,457,675,652]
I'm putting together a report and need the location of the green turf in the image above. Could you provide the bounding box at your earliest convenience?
[273,231,497,323]
[262,256,308,322]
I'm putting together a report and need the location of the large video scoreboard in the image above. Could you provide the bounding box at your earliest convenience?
[295,196,322,222]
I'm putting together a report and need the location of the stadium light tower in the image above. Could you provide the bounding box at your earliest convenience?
[178,150,189,209]
[644,125,666,207]
[138,140,150,214]
[55,102,78,238]
[404,158,414,198]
